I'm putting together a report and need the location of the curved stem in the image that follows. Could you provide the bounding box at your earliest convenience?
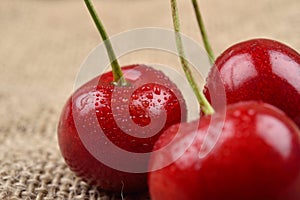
[191,0,215,65]
[84,0,127,86]
[170,0,214,115]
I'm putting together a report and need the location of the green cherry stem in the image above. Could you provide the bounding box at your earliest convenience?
[191,0,215,65]
[84,0,127,86]
[170,0,214,115]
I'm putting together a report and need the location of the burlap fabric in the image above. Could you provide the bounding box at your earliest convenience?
[0,0,299,199]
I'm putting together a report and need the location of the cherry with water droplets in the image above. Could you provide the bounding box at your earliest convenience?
[58,64,186,193]
[205,38,300,127]
[57,0,187,193]
[149,102,300,200]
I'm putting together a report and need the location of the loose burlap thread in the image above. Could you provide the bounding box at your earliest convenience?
[0,0,299,199]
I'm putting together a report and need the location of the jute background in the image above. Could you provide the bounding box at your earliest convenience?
[0,0,299,199]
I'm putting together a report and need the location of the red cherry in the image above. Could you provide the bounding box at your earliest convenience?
[204,38,300,127]
[149,101,300,200]
[58,64,186,193]
[58,0,186,193]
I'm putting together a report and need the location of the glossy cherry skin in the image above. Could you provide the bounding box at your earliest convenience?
[149,102,300,200]
[58,64,187,193]
[204,38,300,128]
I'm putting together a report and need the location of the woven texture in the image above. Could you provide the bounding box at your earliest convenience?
[0,0,299,199]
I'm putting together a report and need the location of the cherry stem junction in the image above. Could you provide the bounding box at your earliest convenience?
[191,0,215,65]
[170,0,214,115]
[84,0,127,86]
